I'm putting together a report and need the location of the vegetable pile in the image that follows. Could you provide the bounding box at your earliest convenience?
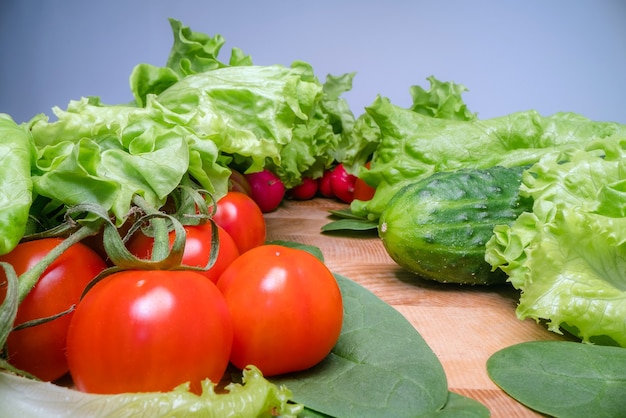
[331,72,626,345]
[0,18,487,417]
[1,15,626,417]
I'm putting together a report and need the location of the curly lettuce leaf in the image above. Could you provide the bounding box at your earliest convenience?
[409,75,477,121]
[154,63,328,188]
[352,97,626,220]
[0,367,302,418]
[28,97,218,223]
[130,18,253,107]
[131,19,357,189]
[0,114,34,255]
[340,75,476,179]
[485,136,626,346]
[28,60,341,220]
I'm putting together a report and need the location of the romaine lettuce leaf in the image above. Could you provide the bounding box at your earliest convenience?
[351,97,626,220]
[485,136,626,346]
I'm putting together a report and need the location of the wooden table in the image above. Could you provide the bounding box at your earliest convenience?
[265,198,569,418]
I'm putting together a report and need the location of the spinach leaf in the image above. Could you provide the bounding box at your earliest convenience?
[321,209,378,232]
[431,392,490,417]
[293,373,490,418]
[487,341,626,417]
[321,218,378,232]
[271,274,455,417]
[328,208,368,220]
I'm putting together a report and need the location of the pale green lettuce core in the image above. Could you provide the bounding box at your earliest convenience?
[485,136,626,347]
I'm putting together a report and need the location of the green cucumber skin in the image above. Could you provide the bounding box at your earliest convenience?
[378,166,531,285]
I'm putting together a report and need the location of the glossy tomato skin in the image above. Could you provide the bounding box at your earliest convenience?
[211,191,266,254]
[66,270,233,394]
[216,245,343,376]
[0,238,107,381]
[127,222,239,283]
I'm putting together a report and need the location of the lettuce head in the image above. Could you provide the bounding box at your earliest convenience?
[486,136,626,347]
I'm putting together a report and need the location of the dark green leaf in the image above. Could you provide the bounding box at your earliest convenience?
[328,209,367,220]
[271,274,450,418]
[321,218,378,232]
[487,341,626,417]
[429,392,490,417]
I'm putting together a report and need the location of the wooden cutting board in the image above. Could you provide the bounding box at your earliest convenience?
[264,198,570,418]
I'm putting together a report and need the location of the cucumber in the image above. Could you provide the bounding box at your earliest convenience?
[378,166,532,285]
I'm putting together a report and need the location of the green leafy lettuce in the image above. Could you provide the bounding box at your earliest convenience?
[351,97,626,221]
[340,75,477,180]
[485,136,626,347]
[130,18,357,187]
[0,367,302,418]
[0,114,34,255]
[24,19,357,228]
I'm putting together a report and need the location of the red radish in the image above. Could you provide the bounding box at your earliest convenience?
[245,169,285,213]
[318,169,334,198]
[353,161,376,201]
[288,177,318,200]
[330,163,356,203]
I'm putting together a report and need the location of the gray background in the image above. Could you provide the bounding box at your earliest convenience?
[1,1,625,124]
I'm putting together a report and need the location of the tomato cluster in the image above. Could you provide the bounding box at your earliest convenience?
[0,191,343,396]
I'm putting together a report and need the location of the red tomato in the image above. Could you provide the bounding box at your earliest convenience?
[66,269,233,394]
[318,169,334,198]
[211,191,266,254]
[216,245,343,377]
[127,222,239,284]
[288,177,318,200]
[0,239,107,381]
[353,161,376,201]
[245,169,285,212]
[330,163,357,203]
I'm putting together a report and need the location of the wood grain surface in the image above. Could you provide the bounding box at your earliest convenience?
[265,198,571,418]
